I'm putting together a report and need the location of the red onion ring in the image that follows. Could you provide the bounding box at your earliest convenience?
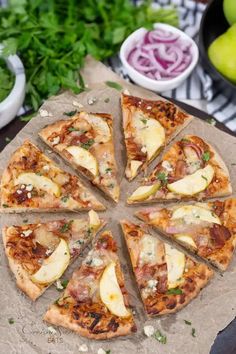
[127,28,193,81]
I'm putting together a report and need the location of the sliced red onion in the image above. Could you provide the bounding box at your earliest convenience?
[127,28,193,81]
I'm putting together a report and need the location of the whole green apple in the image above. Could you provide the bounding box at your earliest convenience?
[208,24,236,83]
[223,0,236,25]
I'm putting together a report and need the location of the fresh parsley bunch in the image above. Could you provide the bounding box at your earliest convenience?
[0,0,178,111]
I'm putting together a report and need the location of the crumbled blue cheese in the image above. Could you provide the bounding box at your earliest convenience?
[90,257,103,267]
[56,280,64,290]
[21,184,26,189]
[51,136,60,146]
[27,192,32,199]
[97,349,107,354]
[73,100,84,108]
[123,88,130,95]
[144,325,155,337]
[162,160,173,172]
[39,109,52,117]
[21,229,32,238]
[47,326,57,335]
[16,190,23,195]
[43,165,50,171]
[78,344,88,352]
[142,279,158,299]
[25,184,33,192]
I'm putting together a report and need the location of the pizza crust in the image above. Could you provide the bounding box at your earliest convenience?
[44,304,136,340]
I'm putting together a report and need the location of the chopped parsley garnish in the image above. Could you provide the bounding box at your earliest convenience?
[105,81,123,91]
[184,320,192,325]
[2,204,9,208]
[141,118,147,124]
[166,288,182,295]
[104,97,110,103]
[23,218,28,223]
[36,172,42,176]
[191,328,196,337]
[81,139,95,150]
[156,172,168,184]
[63,110,77,117]
[8,318,14,324]
[153,330,167,344]
[105,351,111,354]
[105,167,112,174]
[87,227,93,237]
[202,151,210,162]
[61,195,69,203]
[201,175,208,182]
[206,118,216,126]
[108,183,114,188]
[68,126,80,132]
[181,138,190,143]
[5,137,11,143]
[61,279,69,289]
[60,220,73,233]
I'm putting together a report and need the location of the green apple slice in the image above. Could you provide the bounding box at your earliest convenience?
[84,114,110,143]
[66,146,98,177]
[172,205,221,225]
[130,160,143,179]
[99,262,131,318]
[31,238,70,284]
[15,172,61,197]
[164,243,185,289]
[128,183,160,202]
[88,209,101,230]
[167,165,214,196]
[133,113,165,161]
[175,234,197,249]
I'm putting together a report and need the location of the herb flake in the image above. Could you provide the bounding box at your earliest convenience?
[59,220,73,233]
[105,81,123,91]
[63,110,77,117]
[8,318,14,325]
[202,151,210,162]
[191,328,196,337]
[153,330,167,344]
[156,172,167,184]
[81,139,95,150]
[184,320,192,325]
[166,288,182,295]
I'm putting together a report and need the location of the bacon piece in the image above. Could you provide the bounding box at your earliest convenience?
[174,159,187,179]
[210,224,231,248]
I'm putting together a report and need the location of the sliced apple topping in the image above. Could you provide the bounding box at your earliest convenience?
[99,262,131,318]
[133,113,165,161]
[172,205,221,225]
[130,160,143,179]
[66,146,98,177]
[167,165,214,196]
[175,234,197,249]
[165,243,185,289]
[15,172,61,197]
[84,114,110,143]
[128,183,160,202]
[88,210,101,230]
[31,238,70,284]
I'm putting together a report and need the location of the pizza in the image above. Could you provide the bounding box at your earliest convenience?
[2,210,105,300]
[128,135,232,204]
[121,93,192,180]
[44,230,136,339]
[136,198,236,271]
[39,111,120,202]
[0,140,105,212]
[120,220,213,316]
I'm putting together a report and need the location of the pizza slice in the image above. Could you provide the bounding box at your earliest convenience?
[121,93,192,180]
[39,112,120,202]
[0,140,105,212]
[2,210,105,300]
[44,230,136,339]
[128,135,231,204]
[120,220,213,316]
[136,198,236,271]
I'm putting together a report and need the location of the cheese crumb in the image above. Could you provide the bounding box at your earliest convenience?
[87,97,97,105]
[162,160,173,172]
[43,165,50,171]
[144,325,155,337]
[39,109,52,117]
[56,279,64,290]
[46,249,52,256]
[21,229,33,238]
[47,326,57,335]
[21,184,26,189]
[16,190,23,195]
[123,88,130,95]
[26,184,33,192]
[141,146,147,154]
[146,106,152,110]
[51,136,60,146]
[27,192,32,199]
[97,349,106,354]
[73,100,84,108]
[78,344,88,352]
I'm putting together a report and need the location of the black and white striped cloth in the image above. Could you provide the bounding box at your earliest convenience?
[108,0,236,132]
[1,0,235,131]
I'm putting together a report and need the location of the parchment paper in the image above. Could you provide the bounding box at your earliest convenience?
[1,57,236,354]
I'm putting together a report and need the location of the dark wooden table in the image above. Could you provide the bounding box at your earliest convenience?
[0,100,236,354]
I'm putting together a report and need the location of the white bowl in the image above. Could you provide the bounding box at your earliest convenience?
[0,45,26,129]
[120,23,199,92]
